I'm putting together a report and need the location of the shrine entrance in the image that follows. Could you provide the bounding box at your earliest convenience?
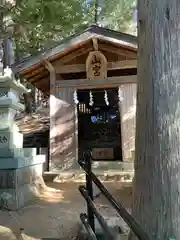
[77,87,122,162]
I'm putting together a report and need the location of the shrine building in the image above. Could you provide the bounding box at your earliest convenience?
[12,25,137,172]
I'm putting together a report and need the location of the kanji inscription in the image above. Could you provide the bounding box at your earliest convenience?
[86,51,107,80]
[0,135,8,143]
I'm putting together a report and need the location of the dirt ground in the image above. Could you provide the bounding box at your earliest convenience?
[0,180,132,240]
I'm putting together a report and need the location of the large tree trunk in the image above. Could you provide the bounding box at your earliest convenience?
[131,1,180,239]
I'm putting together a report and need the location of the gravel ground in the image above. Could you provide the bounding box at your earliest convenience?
[0,181,132,240]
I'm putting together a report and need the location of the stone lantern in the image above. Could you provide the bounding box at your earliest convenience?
[0,67,45,210]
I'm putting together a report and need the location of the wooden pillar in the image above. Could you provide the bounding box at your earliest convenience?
[44,59,78,171]
[119,83,137,161]
[50,87,77,171]
[43,60,56,171]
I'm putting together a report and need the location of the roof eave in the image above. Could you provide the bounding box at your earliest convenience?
[12,25,137,74]
[13,32,94,74]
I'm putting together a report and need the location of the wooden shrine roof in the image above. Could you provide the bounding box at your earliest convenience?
[12,25,137,93]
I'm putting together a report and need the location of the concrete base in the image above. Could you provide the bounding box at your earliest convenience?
[0,164,44,210]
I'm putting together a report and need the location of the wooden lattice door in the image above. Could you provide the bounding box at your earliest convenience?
[77,88,122,161]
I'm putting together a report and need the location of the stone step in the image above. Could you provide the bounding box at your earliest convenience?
[43,170,134,183]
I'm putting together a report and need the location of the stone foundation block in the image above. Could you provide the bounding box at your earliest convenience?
[0,154,45,169]
[0,164,44,210]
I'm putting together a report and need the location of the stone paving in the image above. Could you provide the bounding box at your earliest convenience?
[0,180,132,240]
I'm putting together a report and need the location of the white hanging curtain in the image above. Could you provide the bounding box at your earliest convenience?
[118,87,123,102]
[104,89,109,105]
[73,90,79,104]
[89,90,94,106]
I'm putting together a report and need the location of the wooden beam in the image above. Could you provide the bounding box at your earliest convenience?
[23,44,135,78]
[24,66,46,79]
[55,60,137,74]
[35,82,49,93]
[52,46,93,65]
[92,38,98,51]
[28,72,49,83]
[43,61,55,96]
[30,73,49,84]
[56,75,137,89]
[108,60,137,70]
[56,68,136,80]
[99,43,136,57]
[22,45,93,78]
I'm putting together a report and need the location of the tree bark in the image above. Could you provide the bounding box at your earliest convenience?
[131,1,180,239]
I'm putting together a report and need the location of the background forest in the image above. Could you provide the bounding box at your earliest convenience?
[0,0,136,59]
[0,0,137,114]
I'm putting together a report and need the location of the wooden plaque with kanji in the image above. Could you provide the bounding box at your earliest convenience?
[86,51,107,80]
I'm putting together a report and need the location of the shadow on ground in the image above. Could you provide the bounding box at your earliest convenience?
[0,181,132,239]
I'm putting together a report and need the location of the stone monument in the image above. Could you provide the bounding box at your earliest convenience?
[0,67,45,210]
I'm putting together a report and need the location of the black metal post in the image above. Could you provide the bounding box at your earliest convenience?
[90,172,149,240]
[78,159,149,240]
[85,151,95,232]
[79,186,115,239]
[80,213,97,240]
[78,154,150,240]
